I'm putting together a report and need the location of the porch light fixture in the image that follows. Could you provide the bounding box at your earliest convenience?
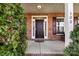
[37,5,41,9]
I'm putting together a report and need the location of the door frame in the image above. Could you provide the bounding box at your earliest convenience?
[31,16,48,39]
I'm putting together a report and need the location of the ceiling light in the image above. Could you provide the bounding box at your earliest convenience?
[37,5,41,9]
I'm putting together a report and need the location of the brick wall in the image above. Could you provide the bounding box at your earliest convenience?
[26,13,79,40]
[26,14,31,39]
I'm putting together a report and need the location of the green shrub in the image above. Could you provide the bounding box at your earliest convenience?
[0,4,27,56]
[64,25,79,56]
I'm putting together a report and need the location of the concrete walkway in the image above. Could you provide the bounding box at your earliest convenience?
[25,40,65,56]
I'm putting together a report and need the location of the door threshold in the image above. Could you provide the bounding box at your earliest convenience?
[34,38,44,42]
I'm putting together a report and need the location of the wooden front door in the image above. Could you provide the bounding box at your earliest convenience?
[36,20,44,38]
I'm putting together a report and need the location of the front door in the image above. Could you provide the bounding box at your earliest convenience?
[36,20,44,38]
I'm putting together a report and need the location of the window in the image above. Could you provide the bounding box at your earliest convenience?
[74,17,79,25]
[53,17,64,35]
[45,21,47,36]
[78,20,79,24]
[77,17,79,25]
[56,19,64,35]
[33,21,35,36]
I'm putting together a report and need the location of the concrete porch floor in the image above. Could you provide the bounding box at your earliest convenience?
[25,40,65,56]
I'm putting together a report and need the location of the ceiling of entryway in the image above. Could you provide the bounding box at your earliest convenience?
[21,3,79,13]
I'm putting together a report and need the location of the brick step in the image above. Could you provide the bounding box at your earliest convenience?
[25,53,64,56]
[32,38,45,42]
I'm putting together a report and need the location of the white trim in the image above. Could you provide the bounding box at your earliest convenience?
[56,17,64,19]
[31,19,35,39]
[44,18,48,39]
[31,16,48,39]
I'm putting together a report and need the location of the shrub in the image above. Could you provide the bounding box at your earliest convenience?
[0,4,27,56]
[64,25,79,56]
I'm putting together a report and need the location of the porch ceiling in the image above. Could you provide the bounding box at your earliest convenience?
[21,3,79,13]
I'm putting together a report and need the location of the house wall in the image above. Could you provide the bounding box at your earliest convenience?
[26,13,79,40]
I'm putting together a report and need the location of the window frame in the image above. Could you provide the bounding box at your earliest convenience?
[53,17,65,35]
[56,19,64,35]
